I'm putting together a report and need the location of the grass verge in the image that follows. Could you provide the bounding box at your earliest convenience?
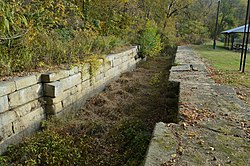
[192,41,250,88]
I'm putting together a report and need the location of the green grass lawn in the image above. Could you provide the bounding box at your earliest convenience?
[192,41,250,88]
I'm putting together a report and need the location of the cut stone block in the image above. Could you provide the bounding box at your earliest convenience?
[14,99,42,118]
[95,73,105,82]
[46,102,63,115]
[41,70,70,83]
[113,58,122,67]
[81,80,91,91]
[61,73,82,91]
[13,107,45,135]
[9,84,43,108]
[104,61,112,71]
[0,123,13,141]
[144,122,178,166]
[14,75,37,90]
[0,95,9,113]
[44,81,62,98]
[0,81,16,97]
[82,73,91,82]
[0,111,17,127]
[44,90,70,105]
[69,66,79,76]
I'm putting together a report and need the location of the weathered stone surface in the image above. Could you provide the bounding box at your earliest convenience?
[81,80,91,89]
[44,81,62,98]
[44,90,69,105]
[104,61,112,71]
[70,86,78,95]
[146,46,250,165]
[13,107,45,135]
[144,122,177,166]
[41,70,70,83]
[0,95,9,113]
[46,102,63,115]
[95,73,105,82]
[14,99,42,118]
[14,75,37,90]
[36,73,42,83]
[122,55,129,63]
[113,58,122,67]
[9,84,43,108]
[62,95,74,108]
[0,111,17,127]
[61,73,82,91]
[0,81,16,97]
[69,66,79,76]
[82,73,91,82]
[0,123,13,142]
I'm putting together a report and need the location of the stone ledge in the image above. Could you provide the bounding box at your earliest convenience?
[144,122,178,166]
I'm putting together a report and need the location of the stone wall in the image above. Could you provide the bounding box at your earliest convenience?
[0,46,140,154]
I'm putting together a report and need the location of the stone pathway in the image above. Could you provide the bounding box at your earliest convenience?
[144,46,250,166]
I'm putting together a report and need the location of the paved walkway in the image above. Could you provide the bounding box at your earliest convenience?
[145,46,250,166]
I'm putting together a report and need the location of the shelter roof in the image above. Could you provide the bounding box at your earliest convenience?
[221,24,249,34]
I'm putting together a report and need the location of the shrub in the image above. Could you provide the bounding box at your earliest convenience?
[138,20,162,57]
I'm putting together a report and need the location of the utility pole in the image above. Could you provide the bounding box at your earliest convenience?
[213,0,221,49]
[240,0,250,72]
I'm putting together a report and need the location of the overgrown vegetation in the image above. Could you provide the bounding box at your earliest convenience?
[0,0,186,77]
[0,0,248,77]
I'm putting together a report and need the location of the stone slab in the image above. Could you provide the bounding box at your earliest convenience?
[0,95,9,113]
[14,75,37,90]
[9,84,43,108]
[0,81,16,97]
[144,122,178,166]
[41,70,70,83]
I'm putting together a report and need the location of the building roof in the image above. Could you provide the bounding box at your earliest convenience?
[221,24,249,34]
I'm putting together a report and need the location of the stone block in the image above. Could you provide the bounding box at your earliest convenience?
[76,83,82,93]
[81,80,91,91]
[62,95,73,108]
[14,99,42,118]
[122,55,129,63]
[0,123,13,141]
[36,73,42,83]
[41,70,70,83]
[46,102,63,115]
[95,73,105,82]
[61,73,82,91]
[13,107,45,134]
[104,61,112,71]
[0,81,16,97]
[82,73,91,82]
[44,81,62,98]
[69,66,79,76]
[14,75,37,90]
[96,65,104,75]
[0,95,9,113]
[44,90,70,105]
[113,58,122,67]
[9,84,43,108]
[70,86,78,95]
[0,111,17,127]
